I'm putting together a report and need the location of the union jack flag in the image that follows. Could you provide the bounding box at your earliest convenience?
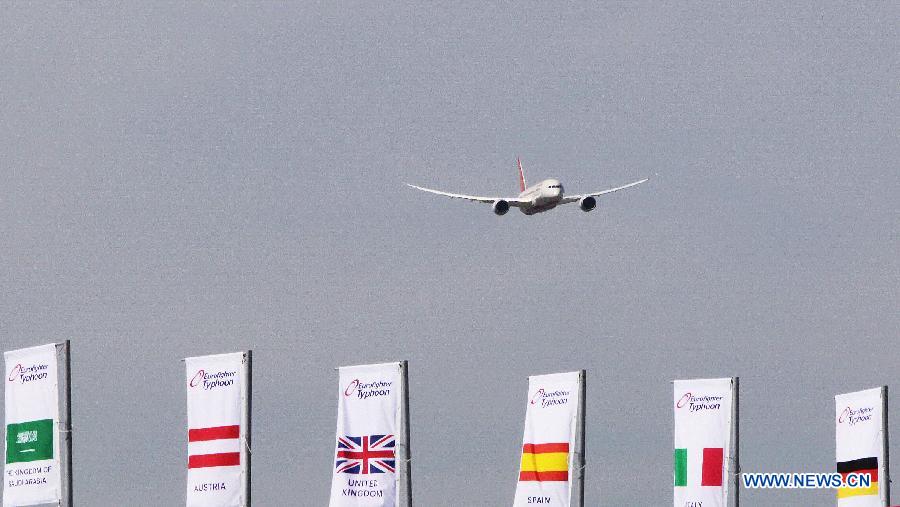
[334,434,396,474]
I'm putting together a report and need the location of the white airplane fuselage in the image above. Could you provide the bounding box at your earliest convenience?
[517,178,564,215]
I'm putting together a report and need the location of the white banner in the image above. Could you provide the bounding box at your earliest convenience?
[673,378,735,507]
[185,352,249,507]
[329,362,402,507]
[835,387,887,507]
[513,371,581,507]
[3,344,61,507]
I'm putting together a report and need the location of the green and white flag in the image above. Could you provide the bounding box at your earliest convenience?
[6,419,54,464]
[3,344,61,507]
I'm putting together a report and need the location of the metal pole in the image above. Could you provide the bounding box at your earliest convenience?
[574,369,586,507]
[732,376,740,507]
[400,360,413,507]
[882,385,890,507]
[57,340,73,507]
[244,350,252,507]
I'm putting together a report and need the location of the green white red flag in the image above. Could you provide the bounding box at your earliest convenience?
[673,378,735,507]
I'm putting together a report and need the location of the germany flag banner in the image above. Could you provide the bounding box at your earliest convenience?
[836,457,878,499]
[835,387,888,507]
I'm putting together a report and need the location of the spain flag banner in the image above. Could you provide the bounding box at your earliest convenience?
[519,442,570,482]
[513,371,582,507]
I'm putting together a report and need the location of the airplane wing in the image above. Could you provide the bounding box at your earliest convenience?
[405,183,529,207]
[559,178,648,204]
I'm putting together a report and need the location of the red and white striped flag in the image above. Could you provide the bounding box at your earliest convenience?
[188,425,241,469]
[185,352,249,507]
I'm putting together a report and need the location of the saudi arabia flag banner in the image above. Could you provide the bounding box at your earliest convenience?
[835,387,887,507]
[673,378,735,507]
[4,344,62,507]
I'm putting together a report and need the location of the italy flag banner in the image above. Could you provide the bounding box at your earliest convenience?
[673,378,735,507]
[513,371,583,507]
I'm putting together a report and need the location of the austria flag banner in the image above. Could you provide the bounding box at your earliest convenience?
[673,378,735,507]
[185,352,250,507]
[3,344,62,507]
[329,362,404,507]
[835,387,888,507]
[513,371,582,507]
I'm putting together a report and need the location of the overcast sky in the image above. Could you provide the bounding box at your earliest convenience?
[1,2,897,506]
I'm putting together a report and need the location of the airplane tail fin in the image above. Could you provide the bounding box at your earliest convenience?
[517,157,527,192]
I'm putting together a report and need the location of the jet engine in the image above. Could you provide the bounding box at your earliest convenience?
[492,199,510,215]
[579,196,597,212]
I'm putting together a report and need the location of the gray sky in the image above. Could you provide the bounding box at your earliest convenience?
[1,2,897,505]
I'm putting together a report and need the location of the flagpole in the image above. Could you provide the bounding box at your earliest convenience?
[400,360,413,507]
[882,385,890,507]
[575,369,586,507]
[58,340,73,507]
[732,376,740,507]
[244,350,252,507]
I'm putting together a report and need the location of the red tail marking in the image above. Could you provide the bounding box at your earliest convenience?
[517,157,527,192]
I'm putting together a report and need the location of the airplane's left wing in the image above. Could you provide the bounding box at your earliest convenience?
[405,183,529,207]
[559,178,648,204]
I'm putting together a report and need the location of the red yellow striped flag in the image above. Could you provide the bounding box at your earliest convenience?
[519,442,569,482]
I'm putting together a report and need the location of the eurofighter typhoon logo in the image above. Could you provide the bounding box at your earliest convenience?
[189,369,237,390]
[530,388,571,408]
[838,405,874,426]
[7,363,50,384]
[344,379,393,400]
[676,392,723,412]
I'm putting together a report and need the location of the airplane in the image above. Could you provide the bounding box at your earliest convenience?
[406,158,647,215]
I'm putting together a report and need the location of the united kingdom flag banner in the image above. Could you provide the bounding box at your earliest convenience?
[335,435,396,474]
[329,363,405,507]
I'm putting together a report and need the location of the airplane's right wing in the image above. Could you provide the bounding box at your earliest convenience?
[559,178,648,204]
[405,183,529,207]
